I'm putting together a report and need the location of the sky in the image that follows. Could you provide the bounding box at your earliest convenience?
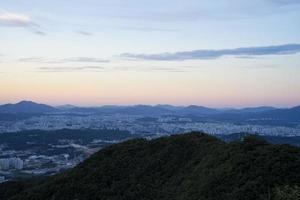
[0,0,300,107]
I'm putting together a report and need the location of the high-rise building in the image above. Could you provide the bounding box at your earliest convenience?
[0,158,24,170]
[9,158,24,170]
[0,159,10,170]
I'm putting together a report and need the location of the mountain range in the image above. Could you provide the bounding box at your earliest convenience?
[0,101,299,123]
[1,132,299,200]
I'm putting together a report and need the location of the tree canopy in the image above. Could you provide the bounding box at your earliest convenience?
[1,132,300,200]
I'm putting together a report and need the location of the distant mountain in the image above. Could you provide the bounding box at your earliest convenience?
[226,106,276,113]
[97,105,128,114]
[118,105,172,115]
[0,101,299,122]
[155,104,184,111]
[204,105,300,125]
[258,105,300,121]
[56,104,77,110]
[0,101,56,113]
[1,133,300,200]
[67,107,100,113]
[292,105,300,110]
[64,105,171,115]
[178,105,219,115]
[56,104,221,116]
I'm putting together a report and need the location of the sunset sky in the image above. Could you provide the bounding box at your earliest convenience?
[1,0,300,107]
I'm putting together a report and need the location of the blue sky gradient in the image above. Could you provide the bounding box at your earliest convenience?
[0,0,300,107]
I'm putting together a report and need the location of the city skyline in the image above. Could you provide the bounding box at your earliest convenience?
[1,0,300,107]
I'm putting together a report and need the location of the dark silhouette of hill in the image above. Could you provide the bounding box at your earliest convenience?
[217,132,300,147]
[1,132,300,200]
[0,101,56,113]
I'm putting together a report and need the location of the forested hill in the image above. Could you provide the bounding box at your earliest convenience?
[1,132,300,200]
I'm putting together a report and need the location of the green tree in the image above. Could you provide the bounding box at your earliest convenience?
[272,185,300,200]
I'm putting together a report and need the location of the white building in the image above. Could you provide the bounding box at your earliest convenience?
[0,158,24,170]
[0,159,10,170]
[9,158,24,170]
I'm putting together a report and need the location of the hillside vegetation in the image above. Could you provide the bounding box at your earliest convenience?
[1,132,300,200]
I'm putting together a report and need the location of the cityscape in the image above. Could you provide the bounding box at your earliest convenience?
[0,101,300,183]
[1,112,300,136]
[0,128,141,183]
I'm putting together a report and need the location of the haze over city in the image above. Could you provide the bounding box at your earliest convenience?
[1,0,300,107]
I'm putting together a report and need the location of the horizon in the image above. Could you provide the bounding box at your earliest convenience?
[0,99,298,109]
[1,0,300,107]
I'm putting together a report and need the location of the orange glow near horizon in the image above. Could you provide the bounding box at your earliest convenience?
[1,64,300,107]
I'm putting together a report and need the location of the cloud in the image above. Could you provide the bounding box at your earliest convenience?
[77,30,93,36]
[120,44,300,61]
[18,57,110,63]
[37,65,189,73]
[65,57,109,63]
[34,30,47,36]
[145,67,187,72]
[0,10,47,36]
[0,10,34,27]
[116,26,179,32]
[38,66,105,72]
[18,57,49,63]
[113,66,187,72]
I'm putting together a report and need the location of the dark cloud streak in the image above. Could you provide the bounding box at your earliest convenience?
[121,44,300,61]
[77,30,93,36]
[34,30,47,36]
